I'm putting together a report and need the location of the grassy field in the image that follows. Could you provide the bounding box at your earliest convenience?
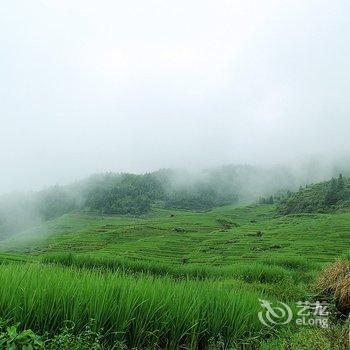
[2,204,349,265]
[0,203,349,349]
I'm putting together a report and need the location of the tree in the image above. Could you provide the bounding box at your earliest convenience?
[325,178,340,206]
[337,174,345,191]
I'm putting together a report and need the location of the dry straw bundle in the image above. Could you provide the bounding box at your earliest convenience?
[317,260,350,314]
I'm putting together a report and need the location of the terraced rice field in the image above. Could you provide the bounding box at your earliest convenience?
[0,203,349,348]
[2,204,348,266]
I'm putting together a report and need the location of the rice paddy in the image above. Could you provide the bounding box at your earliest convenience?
[0,203,349,348]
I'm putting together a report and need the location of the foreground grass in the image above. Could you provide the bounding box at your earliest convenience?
[0,263,270,349]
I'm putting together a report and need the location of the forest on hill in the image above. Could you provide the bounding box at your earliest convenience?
[0,165,295,239]
[277,174,350,215]
[0,165,349,240]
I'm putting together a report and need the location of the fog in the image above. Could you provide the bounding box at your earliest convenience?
[1,1,350,194]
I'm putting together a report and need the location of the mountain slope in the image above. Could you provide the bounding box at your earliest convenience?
[278,175,350,215]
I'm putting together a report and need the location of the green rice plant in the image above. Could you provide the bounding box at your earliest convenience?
[226,263,302,284]
[41,253,306,285]
[261,256,313,272]
[0,263,269,349]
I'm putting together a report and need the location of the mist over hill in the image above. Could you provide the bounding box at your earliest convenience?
[1,161,349,240]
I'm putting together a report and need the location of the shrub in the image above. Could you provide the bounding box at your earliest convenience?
[0,321,44,349]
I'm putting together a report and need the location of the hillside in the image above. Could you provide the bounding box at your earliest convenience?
[278,174,350,215]
[2,203,349,266]
[0,165,297,240]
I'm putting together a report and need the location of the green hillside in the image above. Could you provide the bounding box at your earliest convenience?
[0,189,349,348]
[2,203,349,266]
[278,174,350,215]
[0,165,301,240]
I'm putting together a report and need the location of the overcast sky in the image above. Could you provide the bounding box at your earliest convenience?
[1,0,349,193]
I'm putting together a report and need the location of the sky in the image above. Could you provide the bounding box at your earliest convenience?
[1,0,350,193]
